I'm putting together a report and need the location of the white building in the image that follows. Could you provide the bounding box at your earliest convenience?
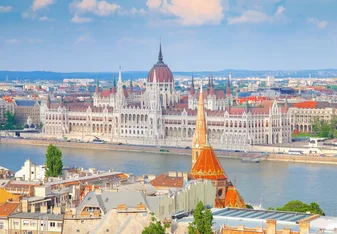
[41,44,292,150]
[15,159,46,182]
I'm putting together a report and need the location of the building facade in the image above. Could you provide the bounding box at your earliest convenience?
[14,99,40,126]
[42,44,292,150]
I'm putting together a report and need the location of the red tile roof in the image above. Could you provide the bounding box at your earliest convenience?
[0,203,20,217]
[150,173,184,189]
[190,144,227,180]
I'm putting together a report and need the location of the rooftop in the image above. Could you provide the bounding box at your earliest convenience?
[9,212,63,221]
[212,208,315,223]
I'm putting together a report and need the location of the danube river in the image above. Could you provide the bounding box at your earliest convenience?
[1,144,337,215]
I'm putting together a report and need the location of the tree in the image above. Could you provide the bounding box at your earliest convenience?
[142,212,170,234]
[312,116,337,139]
[270,200,325,216]
[246,204,254,209]
[188,201,213,234]
[3,110,17,130]
[45,144,63,177]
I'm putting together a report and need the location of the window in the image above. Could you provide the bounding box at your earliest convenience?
[57,223,63,228]
[31,221,36,227]
[0,222,4,229]
[23,220,29,226]
[50,222,56,227]
[13,220,19,226]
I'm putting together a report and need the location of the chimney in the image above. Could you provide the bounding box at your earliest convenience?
[282,228,291,234]
[299,221,310,234]
[266,220,276,234]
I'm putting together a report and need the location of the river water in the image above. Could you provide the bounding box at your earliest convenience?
[1,144,336,216]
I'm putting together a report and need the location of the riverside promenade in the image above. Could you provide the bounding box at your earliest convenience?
[1,137,337,165]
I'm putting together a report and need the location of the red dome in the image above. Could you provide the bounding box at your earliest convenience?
[147,42,174,83]
[147,63,173,83]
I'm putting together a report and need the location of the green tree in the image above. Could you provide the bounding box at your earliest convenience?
[142,212,170,234]
[246,204,254,209]
[188,201,213,234]
[271,200,325,216]
[45,144,63,177]
[3,110,17,130]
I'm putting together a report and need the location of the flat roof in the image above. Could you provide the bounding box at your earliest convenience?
[9,212,63,221]
[212,208,314,223]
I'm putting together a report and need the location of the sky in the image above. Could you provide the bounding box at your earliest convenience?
[0,0,336,72]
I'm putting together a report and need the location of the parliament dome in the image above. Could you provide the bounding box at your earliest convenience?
[147,43,174,83]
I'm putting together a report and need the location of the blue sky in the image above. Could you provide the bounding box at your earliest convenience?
[0,0,336,72]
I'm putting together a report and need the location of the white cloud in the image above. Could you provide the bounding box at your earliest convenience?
[275,6,285,16]
[0,6,12,13]
[39,16,54,21]
[77,35,95,43]
[32,0,56,11]
[147,0,161,9]
[147,0,224,26]
[308,17,328,29]
[228,10,271,25]
[28,38,43,44]
[5,39,20,44]
[70,0,120,17]
[71,13,93,23]
[119,7,147,16]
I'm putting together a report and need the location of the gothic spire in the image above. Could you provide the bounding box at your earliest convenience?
[158,40,163,63]
[190,75,195,96]
[192,79,207,167]
[95,78,99,94]
[226,74,231,96]
[118,65,122,83]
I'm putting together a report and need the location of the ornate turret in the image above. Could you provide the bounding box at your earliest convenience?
[208,75,211,91]
[190,75,195,96]
[192,82,207,167]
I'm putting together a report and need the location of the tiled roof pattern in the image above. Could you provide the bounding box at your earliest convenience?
[224,185,246,208]
[190,145,227,180]
[0,203,20,217]
[147,63,173,83]
[150,173,184,188]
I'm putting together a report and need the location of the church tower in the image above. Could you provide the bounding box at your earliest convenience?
[192,83,207,167]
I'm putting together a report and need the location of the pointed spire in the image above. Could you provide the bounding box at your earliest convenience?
[190,75,195,96]
[192,79,207,167]
[226,74,231,96]
[209,74,214,96]
[158,39,163,63]
[129,77,133,93]
[208,75,211,90]
[118,65,122,83]
[95,78,99,94]
[112,76,116,94]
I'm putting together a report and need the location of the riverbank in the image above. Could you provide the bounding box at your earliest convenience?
[1,138,337,165]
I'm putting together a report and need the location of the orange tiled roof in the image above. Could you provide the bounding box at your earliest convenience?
[190,144,227,180]
[0,202,20,218]
[224,185,246,208]
[293,101,317,109]
[150,173,184,189]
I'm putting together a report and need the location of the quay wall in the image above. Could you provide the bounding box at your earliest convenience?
[1,138,337,165]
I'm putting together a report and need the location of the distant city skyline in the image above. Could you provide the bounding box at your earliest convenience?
[1,0,337,72]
